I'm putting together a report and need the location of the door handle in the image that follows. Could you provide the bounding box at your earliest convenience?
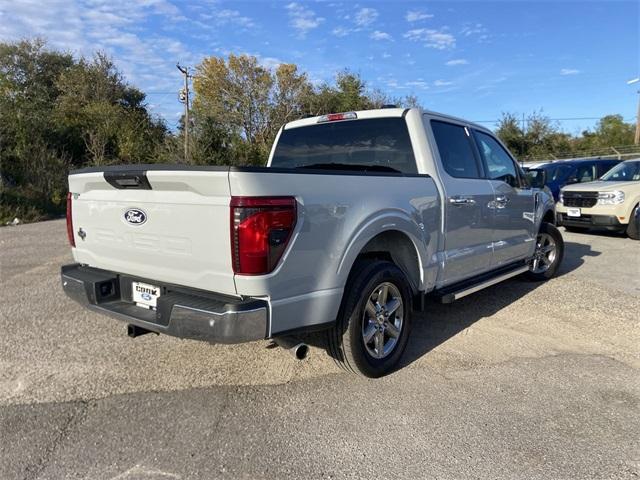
[448,196,476,206]
[495,195,510,207]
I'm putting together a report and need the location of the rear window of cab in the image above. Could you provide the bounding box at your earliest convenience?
[271,117,418,174]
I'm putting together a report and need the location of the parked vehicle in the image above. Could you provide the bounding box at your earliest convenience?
[522,161,553,170]
[61,108,562,377]
[525,158,622,201]
[557,158,640,239]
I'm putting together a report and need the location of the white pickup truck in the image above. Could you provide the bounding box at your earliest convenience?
[62,108,562,377]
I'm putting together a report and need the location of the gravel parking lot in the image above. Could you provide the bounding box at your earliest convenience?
[1,219,639,479]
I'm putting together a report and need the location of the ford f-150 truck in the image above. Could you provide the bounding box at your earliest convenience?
[62,108,563,377]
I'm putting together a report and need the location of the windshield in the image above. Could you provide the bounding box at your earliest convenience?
[271,117,417,174]
[600,160,640,181]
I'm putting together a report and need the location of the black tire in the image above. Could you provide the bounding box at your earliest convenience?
[327,260,412,378]
[525,222,565,281]
[564,226,584,233]
[626,205,640,240]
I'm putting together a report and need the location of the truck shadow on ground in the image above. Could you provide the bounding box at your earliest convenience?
[398,240,602,369]
[304,240,601,371]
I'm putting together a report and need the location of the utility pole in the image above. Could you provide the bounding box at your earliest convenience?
[177,64,191,162]
[521,112,526,164]
[627,78,640,145]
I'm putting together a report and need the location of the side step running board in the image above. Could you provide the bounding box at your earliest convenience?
[437,265,530,304]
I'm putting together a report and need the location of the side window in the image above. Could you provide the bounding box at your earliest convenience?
[597,161,617,177]
[574,164,595,183]
[473,130,519,188]
[430,120,481,179]
[551,165,572,182]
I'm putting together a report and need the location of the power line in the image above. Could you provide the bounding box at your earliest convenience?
[472,116,637,124]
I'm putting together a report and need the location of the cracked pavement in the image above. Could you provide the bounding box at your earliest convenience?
[1,220,639,479]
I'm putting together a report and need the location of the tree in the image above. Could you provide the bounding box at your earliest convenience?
[495,113,525,157]
[0,39,166,222]
[592,115,635,146]
[193,54,275,158]
[55,52,165,165]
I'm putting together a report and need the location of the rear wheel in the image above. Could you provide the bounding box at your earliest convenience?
[327,260,412,378]
[626,205,639,240]
[526,222,564,281]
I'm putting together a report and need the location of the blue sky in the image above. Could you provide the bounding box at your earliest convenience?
[0,0,638,134]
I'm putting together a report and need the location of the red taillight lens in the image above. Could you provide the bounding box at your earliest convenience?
[66,192,75,247]
[230,196,297,275]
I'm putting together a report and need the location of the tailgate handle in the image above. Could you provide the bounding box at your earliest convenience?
[104,171,152,190]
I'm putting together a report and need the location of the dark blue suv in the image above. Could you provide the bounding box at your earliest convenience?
[525,158,622,201]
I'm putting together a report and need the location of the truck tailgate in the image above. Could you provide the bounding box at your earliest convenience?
[68,168,236,296]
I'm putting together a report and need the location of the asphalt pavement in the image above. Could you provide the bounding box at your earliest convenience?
[1,219,639,479]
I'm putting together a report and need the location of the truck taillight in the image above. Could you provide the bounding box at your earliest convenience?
[66,192,75,247]
[230,196,297,275]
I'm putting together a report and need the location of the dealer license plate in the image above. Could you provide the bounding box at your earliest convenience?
[567,208,581,217]
[132,281,161,309]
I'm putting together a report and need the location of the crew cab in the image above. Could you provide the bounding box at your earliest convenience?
[62,108,562,377]
[557,158,640,239]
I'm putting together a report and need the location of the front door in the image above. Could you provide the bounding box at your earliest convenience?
[472,130,536,267]
[429,119,495,285]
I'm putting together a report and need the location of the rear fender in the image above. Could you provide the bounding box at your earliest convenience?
[336,211,430,292]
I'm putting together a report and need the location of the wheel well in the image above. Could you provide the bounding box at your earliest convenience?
[354,231,421,294]
[542,209,555,225]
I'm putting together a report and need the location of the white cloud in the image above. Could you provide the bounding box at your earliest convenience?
[434,80,453,87]
[560,68,580,75]
[460,23,489,42]
[355,7,378,26]
[406,81,429,89]
[370,30,392,41]
[286,2,324,36]
[257,56,285,70]
[405,10,434,22]
[404,28,455,50]
[332,26,351,37]
[382,52,391,58]
[461,23,487,36]
[203,9,254,28]
[446,59,468,66]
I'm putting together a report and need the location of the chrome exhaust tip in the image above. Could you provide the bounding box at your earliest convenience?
[274,336,309,360]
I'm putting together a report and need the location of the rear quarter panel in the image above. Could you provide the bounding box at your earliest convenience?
[229,169,440,334]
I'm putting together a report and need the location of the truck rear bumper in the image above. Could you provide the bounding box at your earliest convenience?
[61,264,268,344]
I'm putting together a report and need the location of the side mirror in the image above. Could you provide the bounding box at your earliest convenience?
[526,170,546,189]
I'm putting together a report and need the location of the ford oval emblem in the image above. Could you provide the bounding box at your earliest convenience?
[124,208,147,226]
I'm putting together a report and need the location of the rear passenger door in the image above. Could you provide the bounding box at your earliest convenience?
[429,119,495,285]
[472,130,536,267]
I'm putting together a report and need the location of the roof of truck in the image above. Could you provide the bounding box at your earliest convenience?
[283,107,490,132]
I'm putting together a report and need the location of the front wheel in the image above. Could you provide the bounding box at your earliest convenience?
[626,205,639,240]
[327,260,412,378]
[525,222,564,281]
